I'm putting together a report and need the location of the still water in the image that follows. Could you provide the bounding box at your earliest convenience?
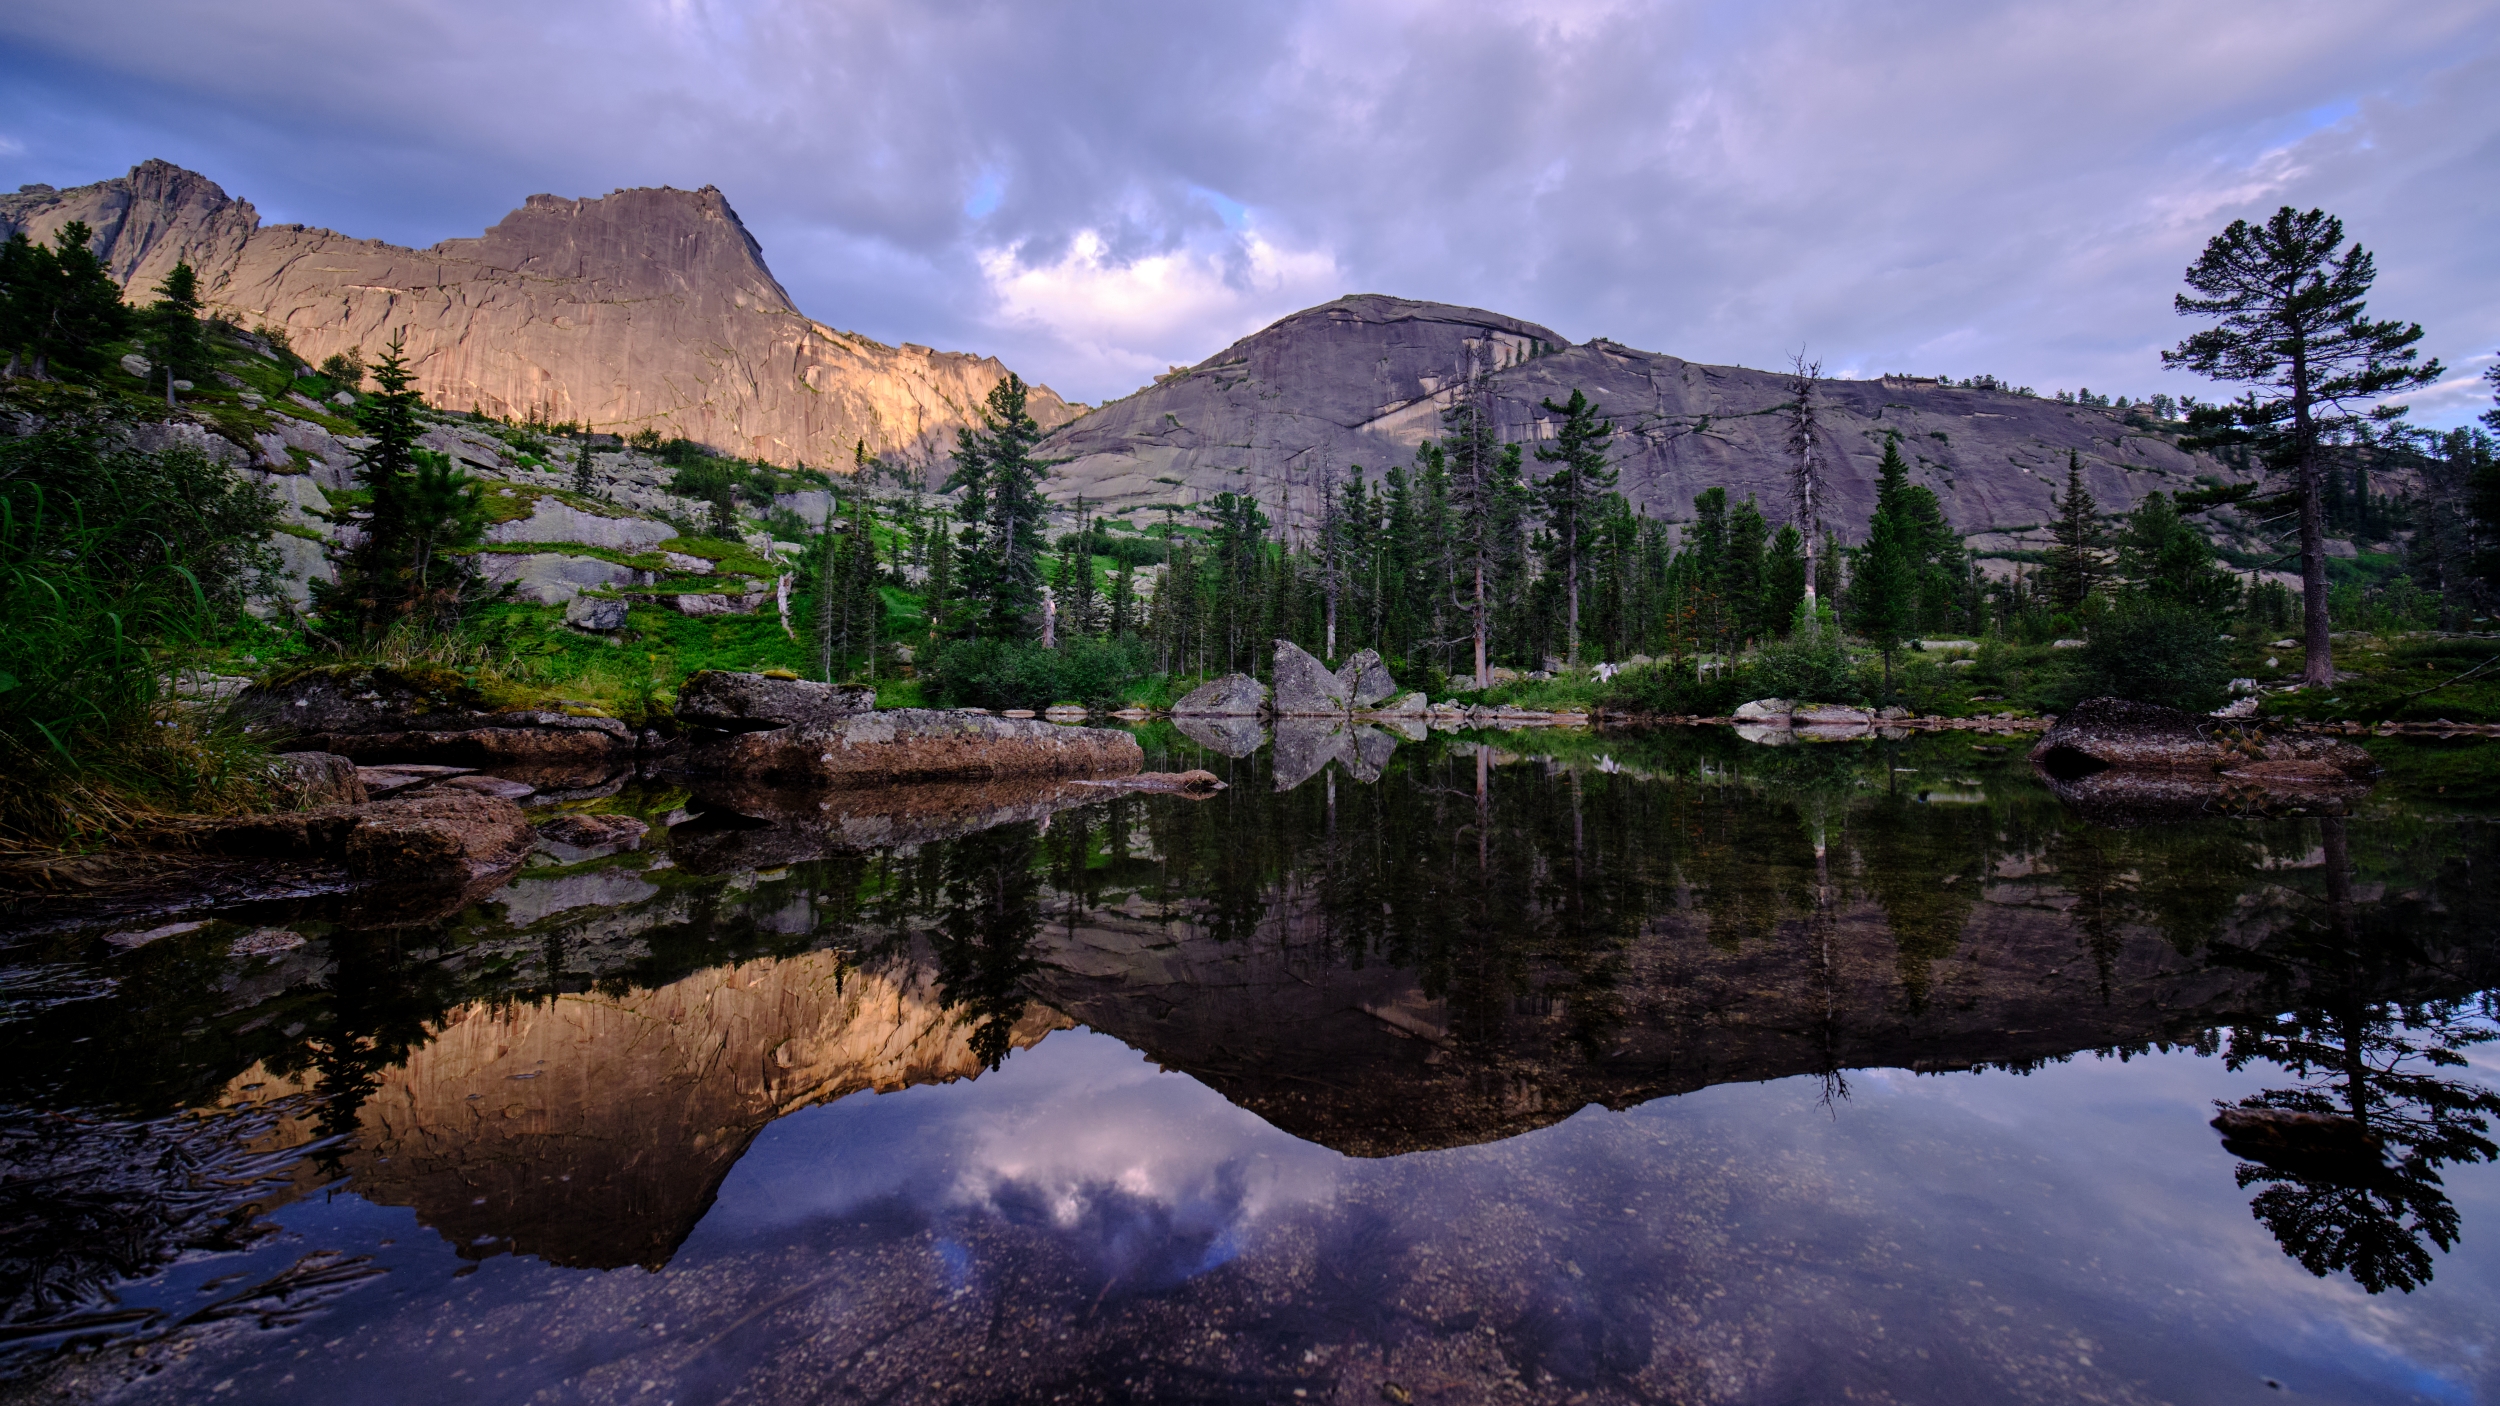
[1,723,2496,1404]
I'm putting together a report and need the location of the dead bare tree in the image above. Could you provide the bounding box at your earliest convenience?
[1784,351,1827,637]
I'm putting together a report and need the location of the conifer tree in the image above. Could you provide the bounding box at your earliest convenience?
[8,223,128,380]
[571,436,596,496]
[1850,435,1921,697]
[2041,451,2106,611]
[144,261,206,405]
[320,335,486,638]
[1763,523,1807,638]
[2165,207,2441,684]
[1534,389,1617,665]
[946,373,1050,638]
[2117,491,2241,613]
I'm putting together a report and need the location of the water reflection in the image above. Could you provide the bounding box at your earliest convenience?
[1,726,2496,1399]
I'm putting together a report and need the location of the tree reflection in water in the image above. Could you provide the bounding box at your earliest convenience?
[927,821,1047,1070]
[2217,818,2500,1294]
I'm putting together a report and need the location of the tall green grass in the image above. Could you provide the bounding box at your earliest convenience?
[0,424,283,846]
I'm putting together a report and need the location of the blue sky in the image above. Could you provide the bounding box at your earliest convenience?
[2,1,2492,423]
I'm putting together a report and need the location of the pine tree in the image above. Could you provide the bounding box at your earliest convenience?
[319,334,485,638]
[11,223,128,380]
[1534,389,1617,665]
[2117,491,2241,613]
[1850,435,1921,697]
[1763,523,1807,638]
[945,373,1050,638]
[2041,451,2106,611]
[2165,206,2441,684]
[572,436,596,496]
[144,261,206,405]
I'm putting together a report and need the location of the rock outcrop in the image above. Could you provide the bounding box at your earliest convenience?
[1270,639,1404,717]
[674,670,875,731]
[674,708,1142,789]
[1171,673,1268,717]
[1043,294,2256,548]
[0,160,1082,468]
[145,790,534,886]
[2030,698,2378,779]
[234,667,633,767]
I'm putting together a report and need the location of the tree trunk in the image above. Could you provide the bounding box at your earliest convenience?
[1473,558,1489,689]
[2294,359,2334,686]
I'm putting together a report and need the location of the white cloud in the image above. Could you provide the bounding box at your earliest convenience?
[977,225,1342,399]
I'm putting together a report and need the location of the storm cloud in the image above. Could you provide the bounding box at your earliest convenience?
[2,1,2492,421]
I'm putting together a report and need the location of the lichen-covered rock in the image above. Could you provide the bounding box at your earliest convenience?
[674,709,1140,788]
[1172,673,1268,717]
[482,551,642,604]
[273,750,365,807]
[1367,691,1427,717]
[675,671,874,732]
[1271,639,1351,716]
[564,593,629,631]
[1733,698,1791,721]
[2031,697,2377,778]
[1340,649,1397,709]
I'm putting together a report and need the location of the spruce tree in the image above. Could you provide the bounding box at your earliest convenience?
[945,373,1050,638]
[16,223,128,380]
[144,261,207,405]
[1763,523,1807,638]
[2041,451,2106,611]
[571,436,596,496]
[319,335,485,638]
[1849,435,1921,697]
[2117,491,2241,613]
[2165,206,2441,684]
[1534,389,1617,665]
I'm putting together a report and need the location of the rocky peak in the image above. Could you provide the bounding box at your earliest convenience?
[0,161,1076,469]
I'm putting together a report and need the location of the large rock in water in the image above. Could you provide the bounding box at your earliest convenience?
[675,670,874,731]
[146,790,533,886]
[234,667,632,766]
[1041,293,2253,543]
[674,709,1141,788]
[1172,673,1268,716]
[1341,649,1398,709]
[2031,698,2377,779]
[1271,639,1352,716]
[0,160,1081,466]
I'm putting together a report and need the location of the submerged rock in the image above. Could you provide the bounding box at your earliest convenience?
[147,790,534,885]
[1172,673,1268,717]
[1077,770,1227,795]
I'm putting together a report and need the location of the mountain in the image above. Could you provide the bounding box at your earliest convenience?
[1045,294,2258,561]
[0,160,1080,466]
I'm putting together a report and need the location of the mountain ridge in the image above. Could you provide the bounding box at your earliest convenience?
[0,160,1081,467]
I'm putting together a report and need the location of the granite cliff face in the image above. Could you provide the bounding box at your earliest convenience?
[0,160,1079,467]
[1045,294,2255,552]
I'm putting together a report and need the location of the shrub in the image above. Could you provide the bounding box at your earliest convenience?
[2049,600,2232,713]
[1597,660,1751,717]
[922,635,1151,710]
[1748,633,1863,705]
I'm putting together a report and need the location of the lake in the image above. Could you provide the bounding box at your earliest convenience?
[2,722,2495,1405]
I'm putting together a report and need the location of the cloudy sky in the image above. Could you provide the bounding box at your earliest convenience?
[3,1,2493,422]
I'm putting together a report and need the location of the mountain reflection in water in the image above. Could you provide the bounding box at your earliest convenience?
[1,725,2496,1404]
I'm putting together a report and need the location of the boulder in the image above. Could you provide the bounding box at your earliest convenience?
[1172,673,1268,717]
[1272,639,1350,716]
[1340,649,1397,708]
[482,552,641,606]
[668,587,769,616]
[1367,691,1428,717]
[675,670,874,732]
[483,500,678,550]
[2030,698,2377,779]
[235,667,634,766]
[1733,698,1791,721]
[274,750,366,807]
[672,709,1142,788]
[1795,704,1873,725]
[564,593,629,631]
[146,790,532,885]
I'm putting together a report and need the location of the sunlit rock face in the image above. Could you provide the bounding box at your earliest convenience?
[229,951,1066,1269]
[1044,293,2249,538]
[0,160,1080,466]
